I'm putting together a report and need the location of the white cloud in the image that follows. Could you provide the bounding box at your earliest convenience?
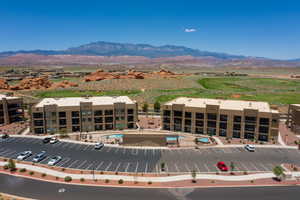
[184,28,197,33]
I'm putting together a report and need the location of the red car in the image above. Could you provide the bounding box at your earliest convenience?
[217,161,228,171]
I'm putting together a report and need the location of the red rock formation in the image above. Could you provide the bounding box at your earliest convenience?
[0,79,10,90]
[52,80,79,89]
[10,76,53,90]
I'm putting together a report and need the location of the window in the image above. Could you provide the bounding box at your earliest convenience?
[195,120,203,127]
[34,128,44,134]
[163,124,170,130]
[105,110,113,115]
[163,110,171,116]
[244,132,255,139]
[219,129,227,137]
[127,116,134,122]
[195,127,203,134]
[72,126,80,132]
[59,119,66,126]
[105,124,113,130]
[72,118,79,125]
[207,128,216,135]
[59,112,66,118]
[72,111,79,118]
[174,118,182,124]
[115,109,125,115]
[245,124,255,132]
[233,124,241,130]
[127,109,134,115]
[185,112,192,118]
[33,112,43,119]
[185,119,191,126]
[219,122,227,129]
[233,131,241,138]
[259,126,269,134]
[105,117,113,123]
[95,124,103,131]
[220,115,228,121]
[173,111,182,117]
[94,110,102,116]
[163,118,170,123]
[174,124,182,132]
[128,123,134,129]
[207,121,216,128]
[34,120,44,126]
[245,116,256,123]
[258,134,268,141]
[196,113,204,119]
[94,117,102,123]
[207,113,217,120]
[259,118,269,125]
[234,116,241,123]
[184,126,191,133]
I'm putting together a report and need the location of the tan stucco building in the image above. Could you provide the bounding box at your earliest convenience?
[161,97,279,141]
[0,94,24,125]
[286,104,300,134]
[30,96,138,134]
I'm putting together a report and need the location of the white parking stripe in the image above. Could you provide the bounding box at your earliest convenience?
[115,162,121,172]
[145,162,148,173]
[57,158,71,167]
[258,163,270,171]
[185,164,191,172]
[96,161,104,171]
[77,160,87,169]
[125,163,130,172]
[0,150,13,157]
[85,163,93,170]
[122,148,126,154]
[174,163,180,172]
[194,163,201,172]
[135,162,139,173]
[106,147,112,152]
[152,149,155,156]
[239,162,250,171]
[68,160,79,168]
[114,148,119,153]
[105,162,112,171]
[83,145,90,151]
[144,149,147,156]
[204,163,210,172]
[5,150,17,157]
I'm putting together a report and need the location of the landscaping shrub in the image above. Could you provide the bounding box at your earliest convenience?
[148,181,152,185]
[64,176,72,182]
[42,173,47,177]
[3,165,9,170]
[19,168,26,173]
[105,179,109,183]
[118,179,124,184]
[29,171,34,176]
[80,178,85,182]
[243,171,248,175]
[56,177,59,180]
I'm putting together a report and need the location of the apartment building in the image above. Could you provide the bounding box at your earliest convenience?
[30,96,138,134]
[286,104,300,134]
[161,97,279,141]
[0,94,24,125]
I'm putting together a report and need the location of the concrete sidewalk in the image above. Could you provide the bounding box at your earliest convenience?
[1,161,300,182]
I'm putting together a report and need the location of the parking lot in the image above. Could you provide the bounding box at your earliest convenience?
[1,137,300,174]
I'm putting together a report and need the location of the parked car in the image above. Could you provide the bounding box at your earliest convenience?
[217,161,228,171]
[245,144,255,152]
[17,151,32,160]
[32,151,47,162]
[0,134,9,139]
[48,156,62,166]
[50,137,59,144]
[43,137,52,144]
[94,142,104,150]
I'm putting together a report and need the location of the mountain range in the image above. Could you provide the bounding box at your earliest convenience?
[0,41,299,67]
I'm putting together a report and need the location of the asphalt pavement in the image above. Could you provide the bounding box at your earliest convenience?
[1,137,300,173]
[0,173,300,200]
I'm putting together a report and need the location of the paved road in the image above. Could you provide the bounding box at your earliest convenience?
[1,137,300,173]
[0,173,300,200]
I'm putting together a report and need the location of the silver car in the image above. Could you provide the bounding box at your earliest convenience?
[17,151,32,160]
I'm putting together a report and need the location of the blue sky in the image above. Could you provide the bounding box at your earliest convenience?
[0,0,299,59]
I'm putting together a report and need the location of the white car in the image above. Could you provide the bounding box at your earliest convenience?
[48,156,62,166]
[32,151,46,162]
[245,144,255,152]
[17,151,32,160]
[50,137,59,144]
[94,142,104,150]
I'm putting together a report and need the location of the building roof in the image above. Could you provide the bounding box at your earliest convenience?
[0,94,21,101]
[35,96,135,108]
[164,97,275,113]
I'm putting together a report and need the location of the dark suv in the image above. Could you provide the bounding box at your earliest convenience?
[43,137,51,143]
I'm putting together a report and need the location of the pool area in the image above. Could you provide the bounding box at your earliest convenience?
[108,134,124,139]
[197,137,210,144]
[166,136,185,141]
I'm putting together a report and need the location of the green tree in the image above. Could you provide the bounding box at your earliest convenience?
[153,101,161,113]
[191,170,197,183]
[230,162,235,174]
[142,103,149,113]
[273,166,285,181]
[161,162,165,171]
[7,159,16,171]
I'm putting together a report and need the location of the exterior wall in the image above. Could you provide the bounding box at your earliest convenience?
[0,97,24,125]
[286,104,300,134]
[30,100,138,134]
[161,103,279,142]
